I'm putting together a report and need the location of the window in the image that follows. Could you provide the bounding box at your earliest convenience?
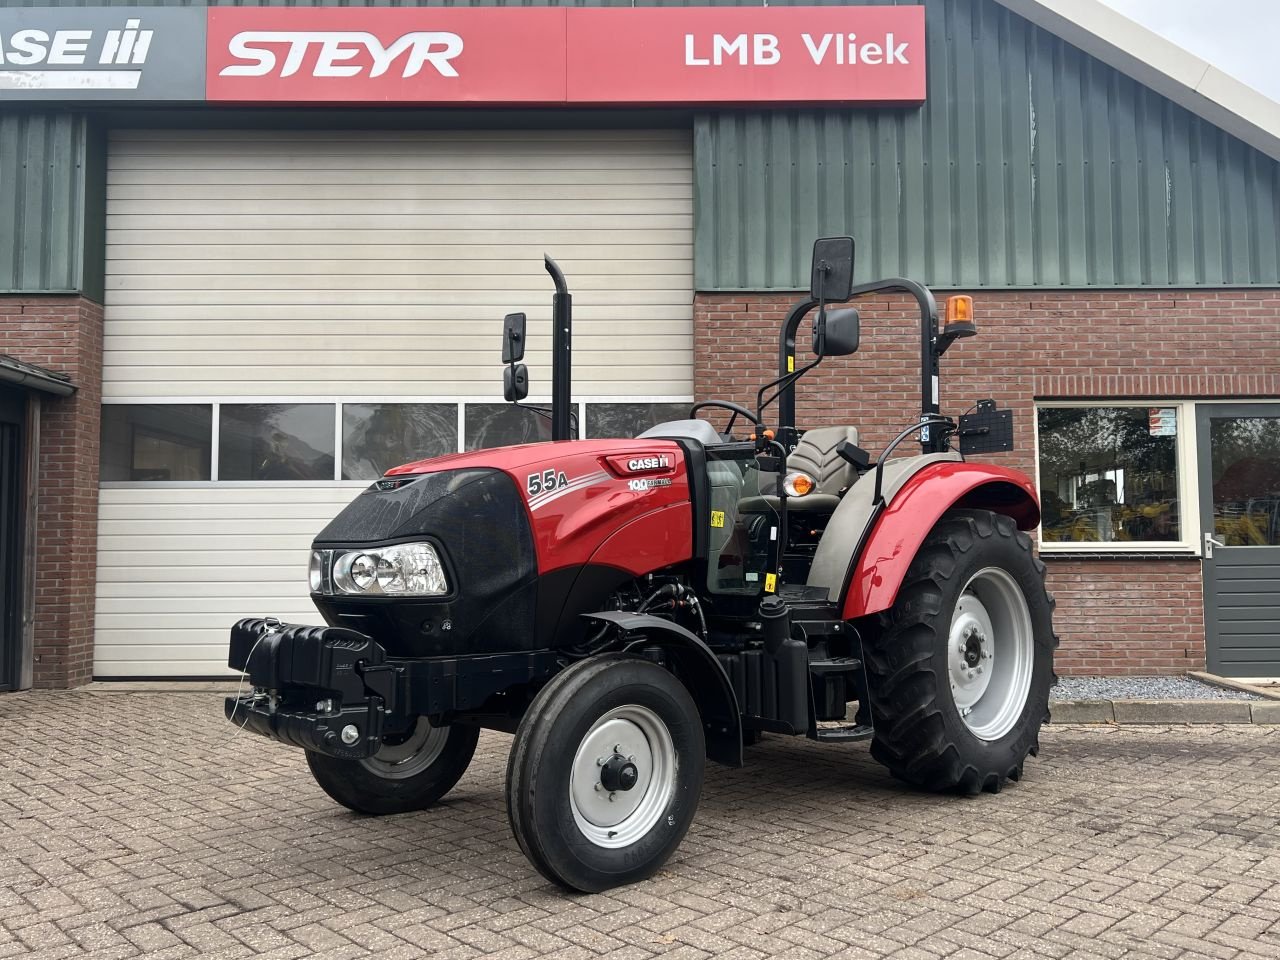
[1207,415,1280,546]
[585,402,691,439]
[342,403,458,480]
[464,403,553,450]
[100,404,212,481]
[100,397,696,483]
[1036,404,1188,549]
[219,404,336,481]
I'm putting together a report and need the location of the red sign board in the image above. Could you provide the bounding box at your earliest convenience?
[206,8,567,104]
[206,6,925,105]
[567,7,925,105]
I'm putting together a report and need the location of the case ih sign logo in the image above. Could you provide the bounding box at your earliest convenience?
[0,8,204,100]
[2,6,925,106]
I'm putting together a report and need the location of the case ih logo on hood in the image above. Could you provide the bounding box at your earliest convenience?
[0,17,153,90]
[219,31,464,80]
[626,455,671,473]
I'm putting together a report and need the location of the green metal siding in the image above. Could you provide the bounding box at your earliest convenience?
[696,0,1280,290]
[0,113,92,295]
[8,0,1280,293]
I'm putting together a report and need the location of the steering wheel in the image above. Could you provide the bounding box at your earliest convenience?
[689,400,764,439]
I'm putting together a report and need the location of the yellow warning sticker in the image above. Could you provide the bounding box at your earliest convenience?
[710,510,725,528]
[787,355,795,373]
[764,573,777,593]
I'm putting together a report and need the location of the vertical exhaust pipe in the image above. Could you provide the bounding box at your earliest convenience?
[544,255,572,442]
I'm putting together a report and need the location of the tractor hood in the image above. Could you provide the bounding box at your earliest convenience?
[382,439,632,478]
[309,438,693,657]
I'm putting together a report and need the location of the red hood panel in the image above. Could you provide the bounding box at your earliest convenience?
[386,439,694,577]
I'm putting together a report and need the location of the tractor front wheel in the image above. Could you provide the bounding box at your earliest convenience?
[863,508,1056,794]
[306,717,479,815]
[506,655,705,892]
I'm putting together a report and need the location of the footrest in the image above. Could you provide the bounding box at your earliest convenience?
[814,723,874,743]
[808,657,862,675]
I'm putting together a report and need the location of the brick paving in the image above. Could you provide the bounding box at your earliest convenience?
[2,692,1279,960]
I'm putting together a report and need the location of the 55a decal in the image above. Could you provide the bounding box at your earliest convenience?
[527,468,569,497]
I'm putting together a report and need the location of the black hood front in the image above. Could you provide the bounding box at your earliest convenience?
[311,468,538,658]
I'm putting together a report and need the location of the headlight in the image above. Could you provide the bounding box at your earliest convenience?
[328,542,448,597]
[783,471,816,497]
[308,550,324,592]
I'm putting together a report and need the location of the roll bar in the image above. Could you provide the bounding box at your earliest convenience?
[775,278,961,455]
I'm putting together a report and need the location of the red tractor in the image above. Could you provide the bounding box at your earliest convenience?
[226,238,1055,893]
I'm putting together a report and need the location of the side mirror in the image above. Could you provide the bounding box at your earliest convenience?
[810,237,855,303]
[504,364,529,402]
[814,307,860,357]
[502,312,526,363]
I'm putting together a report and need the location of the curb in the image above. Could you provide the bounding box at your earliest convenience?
[1051,699,1280,725]
[72,681,242,694]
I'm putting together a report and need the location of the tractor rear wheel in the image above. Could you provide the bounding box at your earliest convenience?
[306,717,479,815]
[862,509,1056,794]
[506,655,705,892]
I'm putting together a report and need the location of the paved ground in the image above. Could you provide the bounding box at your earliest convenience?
[2,693,1279,960]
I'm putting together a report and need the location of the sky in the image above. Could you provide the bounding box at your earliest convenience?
[1098,0,1280,102]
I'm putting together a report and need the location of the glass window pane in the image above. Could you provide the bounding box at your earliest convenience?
[1036,406,1180,543]
[100,404,212,481]
[586,403,691,439]
[1209,416,1280,546]
[219,404,335,481]
[342,403,458,480]
[463,403,552,450]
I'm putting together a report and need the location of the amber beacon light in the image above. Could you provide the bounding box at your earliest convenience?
[943,295,977,337]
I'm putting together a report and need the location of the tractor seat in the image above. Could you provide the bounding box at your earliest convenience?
[740,425,861,514]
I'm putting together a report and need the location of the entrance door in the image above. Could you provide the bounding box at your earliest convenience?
[1198,403,1280,677]
[0,386,25,691]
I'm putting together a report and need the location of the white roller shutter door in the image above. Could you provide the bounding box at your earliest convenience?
[96,128,693,677]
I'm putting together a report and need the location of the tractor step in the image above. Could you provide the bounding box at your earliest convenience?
[808,657,862,675]
[814,723,875,743]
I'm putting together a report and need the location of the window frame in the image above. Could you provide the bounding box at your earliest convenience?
[1033,399,1200,555]
[98,395,695,488]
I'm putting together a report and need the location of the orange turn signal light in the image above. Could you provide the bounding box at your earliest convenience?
[783,471,815,497]
[944,295,974,327]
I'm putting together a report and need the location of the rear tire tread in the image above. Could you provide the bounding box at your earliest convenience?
[863,509,1057,794]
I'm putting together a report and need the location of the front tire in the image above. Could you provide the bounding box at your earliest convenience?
[306,717,479,815]
[862,509,1056,794]
[506,655,705,892]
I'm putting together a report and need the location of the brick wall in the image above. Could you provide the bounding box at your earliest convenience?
[0,296,103,688]
[695,289,1280,675]
[1045,559,1205,675]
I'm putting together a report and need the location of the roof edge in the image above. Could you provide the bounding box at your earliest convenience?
[991,0,1280,162]
[0,355,75,396]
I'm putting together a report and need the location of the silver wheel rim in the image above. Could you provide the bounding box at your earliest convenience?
[359,717,449,780]
[569,705,677,849]
[947,566,1034,742]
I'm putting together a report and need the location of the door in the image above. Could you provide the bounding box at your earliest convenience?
[0,386,25,691]
[1198,403,1280,677]
[98,128,694,677]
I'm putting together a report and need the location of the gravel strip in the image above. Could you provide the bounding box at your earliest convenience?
[1051,675,1261,701]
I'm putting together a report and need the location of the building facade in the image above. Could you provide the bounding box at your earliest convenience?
[1,0,1278,688]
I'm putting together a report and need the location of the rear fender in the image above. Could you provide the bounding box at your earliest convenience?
[583,611,743,767]
[842,463,1040,620]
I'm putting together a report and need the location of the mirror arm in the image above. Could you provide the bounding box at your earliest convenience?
[813,262,829,357]
[756,353,823,426]
[775,297,819,443]
[513,402,579,440]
